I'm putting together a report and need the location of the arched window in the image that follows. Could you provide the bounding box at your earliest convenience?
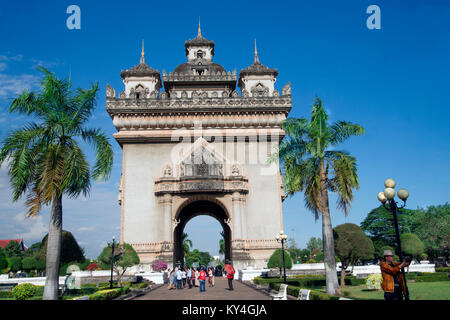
[196,50,204,59]
[135,84,145,99]
[251,83,268,97]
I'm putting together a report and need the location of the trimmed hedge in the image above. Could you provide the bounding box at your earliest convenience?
[0,291,12,298]
[414,273,449,282]
[88,285,130,300]
[270,282,339,300]
[253,276,365,287]
[436,268,450,273]
[131,281,150,289]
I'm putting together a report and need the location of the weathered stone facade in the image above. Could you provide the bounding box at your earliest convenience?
[107,26,292,270]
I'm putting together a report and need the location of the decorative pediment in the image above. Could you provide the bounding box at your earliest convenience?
[154,138,248,195]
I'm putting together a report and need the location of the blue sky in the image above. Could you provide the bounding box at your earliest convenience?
[0,0,449,259]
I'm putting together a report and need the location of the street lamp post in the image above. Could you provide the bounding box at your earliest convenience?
[377,178,410,300]
[110,236,116,289]
[275,231,288,283]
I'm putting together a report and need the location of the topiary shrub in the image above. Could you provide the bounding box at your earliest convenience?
[267,249,292,276]
[12,283,37,300]
[37,230,85,264]
[366,273,383,290]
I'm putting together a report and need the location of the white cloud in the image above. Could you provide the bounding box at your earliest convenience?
[0,54,23,62]
[78,226,95,232]
[0,74,40,98]
[30,58,62,69]
[2,212,48,244]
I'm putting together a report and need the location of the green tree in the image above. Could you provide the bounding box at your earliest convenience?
[287,238,302,264]
[98,243,139,286]
[37,230,85,264]
[299,249,310,263]
[0,247,8,270]
[288,248,303,264]
[219,239,225,255]
[182,232,193,256]
[267,249,293,277]
[8,256,22,272]
[400,233,424,260]
[333,223,374,287]
[407,204,449,261]
[185,249,213,268]
[273,97,364,294]
[306,237,323,259]
[4,241,22,258]
[22,257,38,272]
[0,67,113,299]
[360,205,415,257]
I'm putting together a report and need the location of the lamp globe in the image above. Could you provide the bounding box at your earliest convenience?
[384,178,396,189]
[384,187,396,200]
[377,192,387,203]
[397,188,409,201]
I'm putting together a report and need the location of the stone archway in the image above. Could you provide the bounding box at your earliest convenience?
[173,199,232,268]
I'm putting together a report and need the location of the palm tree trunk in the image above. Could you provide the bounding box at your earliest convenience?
[43,194,63,300]
[340,263,346,287]
[320,160,340,295]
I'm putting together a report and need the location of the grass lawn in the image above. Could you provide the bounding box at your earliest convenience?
[339,281,450,300]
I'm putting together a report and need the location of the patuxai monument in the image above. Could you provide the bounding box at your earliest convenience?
[106,24,292,271]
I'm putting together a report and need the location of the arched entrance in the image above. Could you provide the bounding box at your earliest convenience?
[173,200,232,268]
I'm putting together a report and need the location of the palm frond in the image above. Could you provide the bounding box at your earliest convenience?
[308,96,331,158]
[329,121,365,145]
[0,123,47,201]
[67,83,99,130]
[61,139,91,199]
[80,128,113,181]
[326,151,359,216]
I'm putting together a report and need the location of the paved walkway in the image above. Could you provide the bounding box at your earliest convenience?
[134,277,269,300]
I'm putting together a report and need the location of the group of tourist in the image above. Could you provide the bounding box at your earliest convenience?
[166,266,216,291]
[165,261,235,292]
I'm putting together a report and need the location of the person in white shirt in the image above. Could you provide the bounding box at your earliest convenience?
[176,267,183,290]
[182,268,187,288]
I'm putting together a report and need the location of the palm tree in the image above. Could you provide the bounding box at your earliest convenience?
[219,239,225,255]
[182,232,193,256]
[274,96,364,295]
[0,67,113,299]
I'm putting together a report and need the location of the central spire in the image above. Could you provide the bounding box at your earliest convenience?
[140,39,145,64]
[197,17,202,37]
[254,39,260,64]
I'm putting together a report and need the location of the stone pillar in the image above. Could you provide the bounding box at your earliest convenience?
[162,194,173,241]
[239,195,247,239]
[232,192,242,239]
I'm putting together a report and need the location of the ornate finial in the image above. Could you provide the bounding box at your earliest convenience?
[198,17,202,37]
[140,39,145,64]
[254,38,260,64]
